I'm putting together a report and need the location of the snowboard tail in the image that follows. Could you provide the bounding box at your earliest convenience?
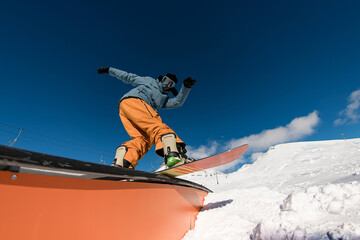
[156,144,248,177]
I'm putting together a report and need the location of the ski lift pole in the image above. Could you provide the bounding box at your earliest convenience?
[341,133,346,141]
[100,154,106,164]
[9,128,23,147]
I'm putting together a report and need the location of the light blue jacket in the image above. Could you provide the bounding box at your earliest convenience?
[109,67,192,112]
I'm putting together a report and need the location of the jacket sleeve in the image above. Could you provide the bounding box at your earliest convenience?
[163,84,192,109]
[109,67,144,86]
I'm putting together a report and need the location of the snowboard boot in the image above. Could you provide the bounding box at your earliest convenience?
[111,146,134,169]
[161,134,194,168]
[176,143,195,164]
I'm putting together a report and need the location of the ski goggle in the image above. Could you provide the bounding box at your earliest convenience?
[162,76,176,89]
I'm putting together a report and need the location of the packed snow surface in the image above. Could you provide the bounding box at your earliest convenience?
[181,138,360,240]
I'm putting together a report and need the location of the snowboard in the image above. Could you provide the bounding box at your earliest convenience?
[156,144,248,177]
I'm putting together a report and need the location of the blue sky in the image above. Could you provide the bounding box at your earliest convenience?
[1,0,360,172]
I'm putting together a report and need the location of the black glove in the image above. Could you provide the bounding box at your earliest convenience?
[97,67,109,74]
[184,77,196,88]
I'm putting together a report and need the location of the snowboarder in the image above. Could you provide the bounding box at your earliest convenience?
[97,67,196,169]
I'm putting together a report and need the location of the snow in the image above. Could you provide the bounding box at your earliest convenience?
[181,138,360,240]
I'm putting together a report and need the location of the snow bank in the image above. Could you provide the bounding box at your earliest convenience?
[252,182,360,240]
[182,138,360,240]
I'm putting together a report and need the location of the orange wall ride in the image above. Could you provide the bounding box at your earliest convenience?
[0,171,208,240]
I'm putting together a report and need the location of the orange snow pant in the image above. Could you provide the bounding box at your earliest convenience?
[119,98,185,168]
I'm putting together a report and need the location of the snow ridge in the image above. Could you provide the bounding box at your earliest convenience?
[182,138,360,240]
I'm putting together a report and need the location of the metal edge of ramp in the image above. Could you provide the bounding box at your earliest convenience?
[0,145,211,193]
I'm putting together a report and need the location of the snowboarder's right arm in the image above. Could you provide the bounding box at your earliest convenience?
[108,67,139,85]
[98,67,143,86]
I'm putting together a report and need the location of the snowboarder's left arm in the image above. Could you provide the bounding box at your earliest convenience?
[163,77,196,109]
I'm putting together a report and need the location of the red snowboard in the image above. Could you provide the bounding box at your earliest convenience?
[156,144,248,177]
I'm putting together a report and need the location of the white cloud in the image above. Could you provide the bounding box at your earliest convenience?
[226,110,320,153]
[334,89,360,125]
[187,111,320,172]
[251,152,264,161]
[215,156,246,172]
[187,141,218,159]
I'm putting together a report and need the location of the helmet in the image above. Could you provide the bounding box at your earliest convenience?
[165,73,178,84]
[157,73,178,96]
[158,73,178,84]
